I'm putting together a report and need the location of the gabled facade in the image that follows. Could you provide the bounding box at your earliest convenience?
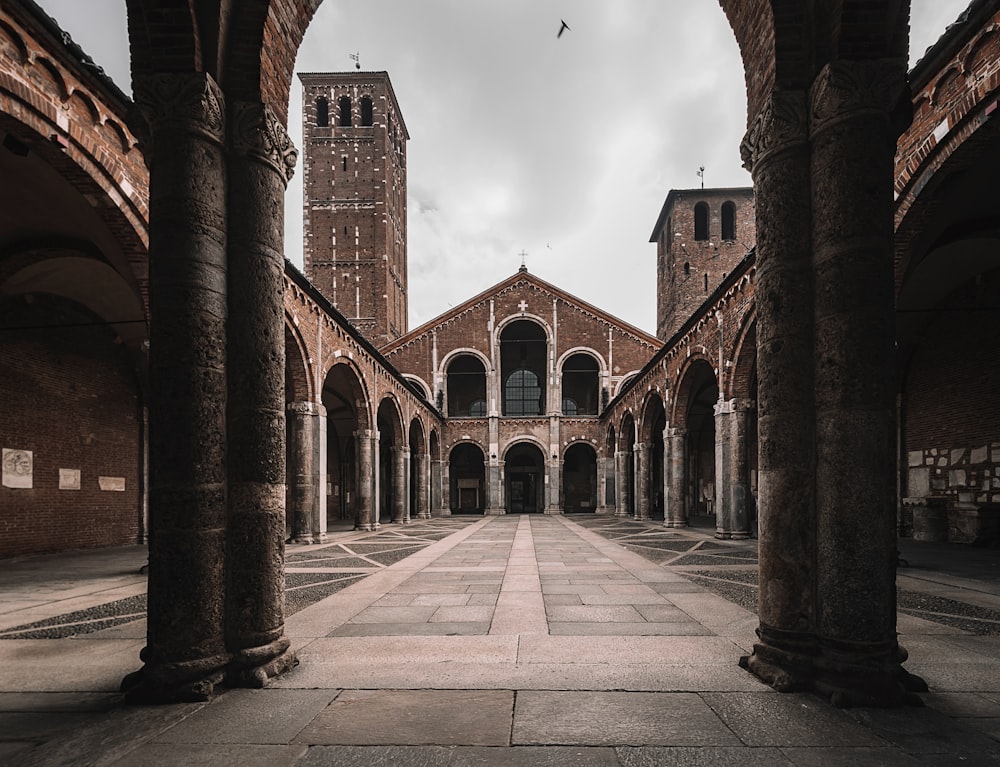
[383,266,660,515]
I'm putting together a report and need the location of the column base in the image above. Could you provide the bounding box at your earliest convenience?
[354,522,381,532]
[543,507,563,515]
[291,533,329,545]
[634,513,651,521]
[121,649,229,704]
[664,519,688,528]
[715,530,750,540]
[741,624,927,707]
[485,507,505,516]
[227,637,298,689]
[595,505,614,515]
[613,509,629,518]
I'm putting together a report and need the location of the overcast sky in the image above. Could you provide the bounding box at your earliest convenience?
[38,0,971,334]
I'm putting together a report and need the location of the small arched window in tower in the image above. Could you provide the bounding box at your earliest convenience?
[360,96,373,126]
[338,96,352,127]
[704,273,709,292]
[684,262,690,275]
[316,97,329,127]
[694,202,709,241]
[721,201,736,241]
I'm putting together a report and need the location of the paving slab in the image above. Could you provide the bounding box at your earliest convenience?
[701,692,887,748]
[154,689,337,744]
[548,622,712,636]
[845,704,1000,755]
[451,745,620,766]
[294,689,513,746]
[769,747,922,767]
[513,690,741,746]
[295,745,454,766]
[111,744,308,767]
[616,745,795,766]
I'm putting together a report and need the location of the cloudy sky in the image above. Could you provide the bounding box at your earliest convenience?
[38,0,971,334]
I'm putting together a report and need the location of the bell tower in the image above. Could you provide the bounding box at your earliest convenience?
[299,71,409,347]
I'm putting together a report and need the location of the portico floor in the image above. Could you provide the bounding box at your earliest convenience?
[2,515,1000,766]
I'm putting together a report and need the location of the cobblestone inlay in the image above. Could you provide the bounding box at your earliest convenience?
[1,519,481,639]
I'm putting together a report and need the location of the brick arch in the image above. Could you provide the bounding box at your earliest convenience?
[964,24,1000,72]
[283,316,312,403]
[618,411,636,451]
[376,394,405,445]
[639,390,667,443]
[726,311,757,401]
[31,55,69,100]
[605,424,616,453]
[320,356,371,431]
[0,18,28,64]
[429,429,441,462]
[670,355,718,428]
[500,437,548,462]
[408,417,426,455]
[449,439,488,461]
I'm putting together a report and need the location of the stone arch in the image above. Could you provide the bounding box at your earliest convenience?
[726,310,757,401]
[402,373,431,402]
[449,441,486,514]
[408,416,429,520]
[617,412,637,517]
[377,395,406,523]
[283,317,312,403]
[499,317,549,417]
[559,349,603,417]
[322,359,369,529]
[673,358,719,523]
[444,350,489,418]
[613,371,640,398]
[503,439,547,514]
[639,391,667,520]
[563,442,598,513]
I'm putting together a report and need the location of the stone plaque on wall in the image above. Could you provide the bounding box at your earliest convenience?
[2,448,33,488]
[98,476,126,492]
[59,469,81,490]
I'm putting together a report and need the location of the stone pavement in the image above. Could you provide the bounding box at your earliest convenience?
[2,515,1000,765]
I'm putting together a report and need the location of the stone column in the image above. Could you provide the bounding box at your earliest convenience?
[286,402,327,543]
[355,429,377,531]
[595,453,612,515]
[224,100,298,687]
[391,446,408,523]
[728,399,752,540]
[487,461,504,515]
[436,459,452,516]
[809,60,923,706]
[414,452,431,519]
[737,90,819,692]
[614,450,629,517]
[713,399,733,538]
[665,428,687,528]
[123,73,230,703]
[545,455,562,514]
[634,442,651,521]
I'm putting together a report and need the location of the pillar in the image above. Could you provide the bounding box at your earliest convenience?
[545,455,562,514]
[738,89,819,693]
[596,453,613,514]
[713,399,734,538]
[414,452,430,519]
[634,442,651,521]
[809,60,923,706]
[123,73,230,703]
[391,446,408,523]
[728,399,752,540]
[224,100,298,688]
[665,427,686,528]
[614,450,629,518]
[435,459,451,516]
[286,401,327,543]
[355,429,377,531]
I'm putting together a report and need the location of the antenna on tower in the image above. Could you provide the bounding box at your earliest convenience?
[697,166,705,189]
[349,52,360,70]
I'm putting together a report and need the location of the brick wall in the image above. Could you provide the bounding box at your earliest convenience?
[0,295,141,557]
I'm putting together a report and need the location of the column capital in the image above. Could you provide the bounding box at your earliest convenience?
[809,59,911,138]
[230,101,298,183]
[740,89,808,171]
[132,72,225,150]
[286,401,326,417]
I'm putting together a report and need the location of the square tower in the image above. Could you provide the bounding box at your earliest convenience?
[299,71,409,347]
[649,188,755,340]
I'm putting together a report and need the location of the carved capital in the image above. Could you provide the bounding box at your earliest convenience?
[230,102,298,183]
[132,72,225,147]
[740,90,808,171]
[809,60,911,137]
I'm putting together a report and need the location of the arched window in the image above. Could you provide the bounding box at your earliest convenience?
[500,320,547,417]
[338,96,352,127]
[360,96,373,126]
[505,369,542,416]
[694,202,709,241]
[561,353,600,416]
[721,201,736,241]
[316,97,329,127]
[447,355,487,418]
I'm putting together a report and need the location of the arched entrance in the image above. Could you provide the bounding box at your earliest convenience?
[563,443,597,512]
[642,394,667,521]
[450,443,485,514]
[322,363,366,529]
[505,442,545,514]
[377,397,405,523]
[682,361,719,522]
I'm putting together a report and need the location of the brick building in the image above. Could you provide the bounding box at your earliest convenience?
[2,0,998,706]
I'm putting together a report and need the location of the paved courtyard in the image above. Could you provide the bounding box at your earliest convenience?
[2,514,1000,765]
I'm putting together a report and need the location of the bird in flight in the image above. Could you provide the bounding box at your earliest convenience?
[557,20,571,38]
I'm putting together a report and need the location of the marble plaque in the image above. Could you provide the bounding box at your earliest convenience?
[59,468,81,490]
[2,448,33,488]
[98,475,126,492]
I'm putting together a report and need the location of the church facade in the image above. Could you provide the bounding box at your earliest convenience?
[2,0,999,706]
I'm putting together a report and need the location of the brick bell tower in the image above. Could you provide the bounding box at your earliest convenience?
[299,71,409,347]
